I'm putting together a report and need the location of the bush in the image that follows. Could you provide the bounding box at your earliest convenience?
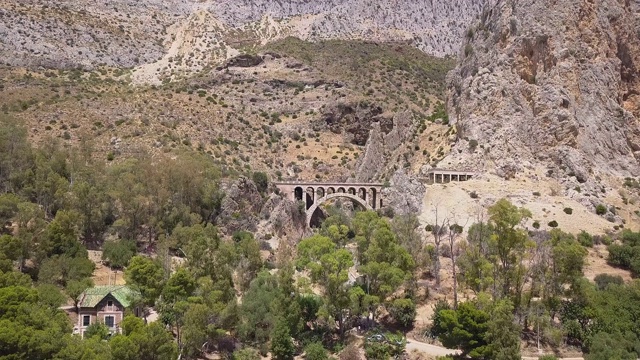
[84,322,110,340]
[470,191,478,199]
[577,230,593,247]
[233,348,261,360]
[607,244,635,268]
[532,221,541,229]
[252,171,268,193]
[548,220,558,228]
[563,207,573,215]
[596,204,607,215]
[594,273,624,290]
[304,343,328,360]
[364,342,390,360]
[389,298,417,330]
[533,191,541,196]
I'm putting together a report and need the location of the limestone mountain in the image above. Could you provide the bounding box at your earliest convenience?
[443,0,640,191]
[1,0,487,78]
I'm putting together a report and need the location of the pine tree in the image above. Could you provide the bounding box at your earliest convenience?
[271,318,295,360]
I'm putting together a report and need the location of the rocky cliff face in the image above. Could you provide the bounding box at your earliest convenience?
[208,0,488,56]
[444,0,640,188]
[0,0,488,71]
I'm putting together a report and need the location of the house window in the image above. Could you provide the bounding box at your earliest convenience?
[82,315,91,327]
[107,300,113,309]
[104,315,115,328]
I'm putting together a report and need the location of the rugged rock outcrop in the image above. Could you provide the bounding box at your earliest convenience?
[218,177,263,234]
[444,0,640,187]
[313,102,389,146]
[353,111,415,181]
[382,170,426,216]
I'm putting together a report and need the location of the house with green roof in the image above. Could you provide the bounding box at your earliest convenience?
[76,285,141,337]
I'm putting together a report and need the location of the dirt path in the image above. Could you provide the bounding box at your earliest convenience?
[406,338,460,357]
[406,337,584,360]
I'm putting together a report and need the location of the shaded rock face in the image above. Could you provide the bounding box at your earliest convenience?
[353,111,415,182]
[218,177,263,234]
[382,169,426,216]
[445,0,640,184]
[313,102,389,146]
[223,54,264,68]
[260,194,308,243]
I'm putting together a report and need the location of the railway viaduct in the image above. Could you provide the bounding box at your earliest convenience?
[274,169,475,227]
[274,182,385,226]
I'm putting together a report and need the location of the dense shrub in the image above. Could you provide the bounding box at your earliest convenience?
[304,343,328,360]
[252,171,268,193]
[596,204,607,215]
[389,298,417,330]
[578,231,594,247]
[594,274,624,290]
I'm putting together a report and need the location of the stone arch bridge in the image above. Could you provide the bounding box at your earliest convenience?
[274,182,385,227]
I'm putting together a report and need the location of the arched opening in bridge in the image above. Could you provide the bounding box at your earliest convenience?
[306,187,315,209]
[348,187,356,195]
[294,187,303,201]
[369,188,377,209]
[337,187,346,193]
[308,195,371,228]
[358,188,367,201]
[327,187,335,195]
[316,187,325,199]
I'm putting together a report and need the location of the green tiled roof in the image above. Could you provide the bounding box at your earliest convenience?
[78,285,139,308]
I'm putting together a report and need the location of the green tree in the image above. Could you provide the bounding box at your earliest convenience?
[458,222,495,294]
[388,298,416,330]
[84,322,111,340]
[36,283,67,308]
[238,271,280,346]
[43,210,84,258]
[125,255,165,310]
[55,335,111,360]
[181,303,213,359]
[304,342,328,360]
[120,315,145,336]
[487,199,532,303]
[549,230,588,293]
[102,239,136,269]
[110,334,139,360]
[271,318,295,360]
[434,301,490,358]
[162,267,196,304]
[297,235,353,338]
[486,300,521,360]
[65,278,94,310]
[586,332,640,360]
[128,322,178,360]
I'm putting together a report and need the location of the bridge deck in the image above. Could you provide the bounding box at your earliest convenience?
[274,182,385,187]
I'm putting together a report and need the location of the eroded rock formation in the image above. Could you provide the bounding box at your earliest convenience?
[444,0,640,187]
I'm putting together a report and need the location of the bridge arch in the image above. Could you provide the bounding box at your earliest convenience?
[306,192,373,227]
